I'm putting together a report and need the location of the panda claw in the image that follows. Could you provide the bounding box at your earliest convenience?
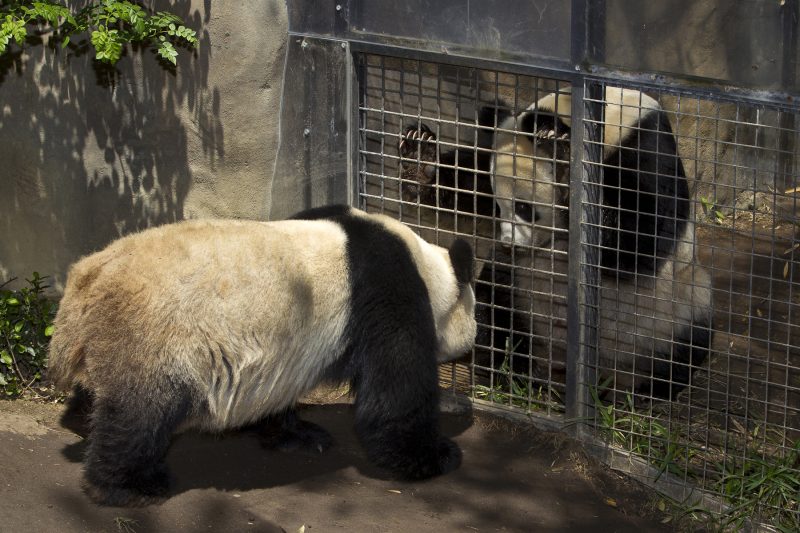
[399,125,437,160]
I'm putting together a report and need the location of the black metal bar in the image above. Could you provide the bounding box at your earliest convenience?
[566,0,606,434]
[566,0,588,426]
[348,46,362,208]
[779,0,798,191]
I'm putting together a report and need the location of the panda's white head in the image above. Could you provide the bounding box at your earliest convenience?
[432,238,477,362]
[491,92,572,250]
[490,87,665,250]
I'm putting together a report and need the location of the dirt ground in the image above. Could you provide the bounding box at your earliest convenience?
[0,397,673,533]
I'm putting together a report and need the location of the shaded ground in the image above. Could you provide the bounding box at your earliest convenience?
[0,398,671,533]
[693,221,800,438]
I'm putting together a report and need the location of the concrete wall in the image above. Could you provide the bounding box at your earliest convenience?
[0,1,288,290]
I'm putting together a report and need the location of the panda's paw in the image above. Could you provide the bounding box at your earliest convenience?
[391,436,462,480]
[259,418,334,454]
[84,482,169,507]
[399,124,439,203]
[398,124,437,162]
[435,436,463,476]
[83,465,171,507]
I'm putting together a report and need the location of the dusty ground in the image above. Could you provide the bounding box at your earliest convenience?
[0,398,672,533]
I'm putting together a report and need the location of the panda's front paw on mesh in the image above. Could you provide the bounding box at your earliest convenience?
[399,124,439,203]
[399,124,437,163]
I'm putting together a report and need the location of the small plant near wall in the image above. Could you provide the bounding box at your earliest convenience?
[473,339,564,414]
[0,273,56,398]
[0,0,198,66]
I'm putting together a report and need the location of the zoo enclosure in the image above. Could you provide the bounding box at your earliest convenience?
[281,0,800,524]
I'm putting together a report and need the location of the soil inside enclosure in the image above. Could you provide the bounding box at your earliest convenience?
[0,398,671,532]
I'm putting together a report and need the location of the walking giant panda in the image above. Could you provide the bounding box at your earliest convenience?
[48,205,477,506]
[399,87,713,399]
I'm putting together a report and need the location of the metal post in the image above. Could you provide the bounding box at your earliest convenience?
[779,0,798,190]
[566,0,605,434]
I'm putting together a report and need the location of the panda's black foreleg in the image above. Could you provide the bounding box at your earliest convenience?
[59,383,94,437]
[82,381,192,506]
[352,341,461,480]
[354,396,461,481]
[257,408,333,454]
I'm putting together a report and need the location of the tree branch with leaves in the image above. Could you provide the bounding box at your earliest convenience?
[0,0,198,66]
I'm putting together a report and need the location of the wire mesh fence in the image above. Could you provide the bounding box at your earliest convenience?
[356,52,800,527]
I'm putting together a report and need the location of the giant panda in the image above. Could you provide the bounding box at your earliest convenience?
[398,87,713,400]
[47,205,477,506]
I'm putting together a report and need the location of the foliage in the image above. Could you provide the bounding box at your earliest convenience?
[589,379,800,532]
[699,195,726,223]
[0,273,56,397]
[0,0,198,65]
[713,437,800,532]
[473,339,564,413]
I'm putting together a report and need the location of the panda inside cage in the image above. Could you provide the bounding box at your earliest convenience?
[358,54,800,512]
[357,54,717,409]
[356,53,800,496]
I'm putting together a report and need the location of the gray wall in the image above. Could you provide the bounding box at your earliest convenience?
[0,1,289,291]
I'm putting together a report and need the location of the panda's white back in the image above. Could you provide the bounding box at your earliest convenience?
[52,218,352,431]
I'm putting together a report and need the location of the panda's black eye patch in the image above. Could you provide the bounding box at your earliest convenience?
[513,201,540,223]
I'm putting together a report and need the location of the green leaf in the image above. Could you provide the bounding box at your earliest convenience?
[11,20,27,45]
[157,41,177,65]
[44,325,54,337]
[0,351,12,366]
[6,297,19,306]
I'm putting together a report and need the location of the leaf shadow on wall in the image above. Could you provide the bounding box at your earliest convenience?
[0,3,222,289]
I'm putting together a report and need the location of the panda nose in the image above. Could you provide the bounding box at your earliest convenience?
[499,222,515,249]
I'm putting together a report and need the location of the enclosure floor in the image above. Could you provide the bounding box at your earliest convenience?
[0,399,669,532]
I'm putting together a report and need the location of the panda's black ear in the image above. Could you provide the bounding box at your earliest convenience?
[448,239,474,286]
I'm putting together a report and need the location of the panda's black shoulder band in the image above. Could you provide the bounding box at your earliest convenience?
[289,204,351,221]
[448,239,474,286]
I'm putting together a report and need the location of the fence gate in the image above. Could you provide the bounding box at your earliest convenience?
[283,1,800,528]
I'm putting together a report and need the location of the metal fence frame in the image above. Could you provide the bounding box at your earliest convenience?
[285,0,800,524]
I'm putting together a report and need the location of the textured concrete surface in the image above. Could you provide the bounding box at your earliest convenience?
[0,399,670,533]
[0,1,288,290]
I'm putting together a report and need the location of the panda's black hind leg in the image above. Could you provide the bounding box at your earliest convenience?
[83,380,192,506]
[257,408,333,454]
